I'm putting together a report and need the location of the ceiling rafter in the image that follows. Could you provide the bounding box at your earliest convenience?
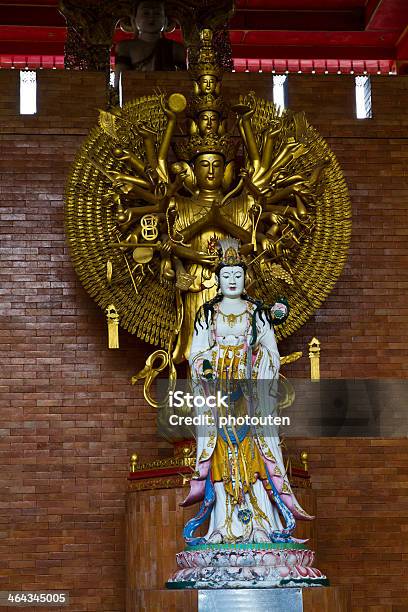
[365,0,384,28]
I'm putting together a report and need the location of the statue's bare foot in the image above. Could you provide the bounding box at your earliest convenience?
[206,530,223,544]
[253,528,270,543]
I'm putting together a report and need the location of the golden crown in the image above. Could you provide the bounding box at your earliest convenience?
[189,93,226,117]
[190,61,223,81]
[174,133,237,163]
[209,238,243,267]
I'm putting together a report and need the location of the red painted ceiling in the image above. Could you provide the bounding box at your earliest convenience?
[0,0,407,72]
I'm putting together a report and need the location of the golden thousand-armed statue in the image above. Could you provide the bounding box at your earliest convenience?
[65,29,351,402]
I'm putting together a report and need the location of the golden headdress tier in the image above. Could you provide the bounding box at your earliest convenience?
[174,133,237,163]
[189,93,226,117]
[217,238,243,267]
[189,28,223,80]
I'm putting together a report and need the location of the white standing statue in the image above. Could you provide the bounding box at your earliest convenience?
[181,239,312,545]
[167,239,327,588]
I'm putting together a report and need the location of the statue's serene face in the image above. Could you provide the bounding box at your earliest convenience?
[199,75,217,95]
[198,111,219,135]
[194,154,224,191]
[201,29,212,43]
[219,266,245,298]
[134,1,166,34]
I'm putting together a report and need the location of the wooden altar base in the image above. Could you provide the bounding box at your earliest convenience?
[126,481,316,592]
[129,586,351,611]
[126,458,335,612]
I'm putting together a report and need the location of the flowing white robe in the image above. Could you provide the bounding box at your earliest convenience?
[182,300,312,543]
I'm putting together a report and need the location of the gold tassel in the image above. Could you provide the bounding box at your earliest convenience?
[308,337,320,381]
[106,304,119,349]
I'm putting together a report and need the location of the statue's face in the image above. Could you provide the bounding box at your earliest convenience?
[201,29,212,43]
[199,75,217,95]
[198,111,219,135]
[194,154,224,191]
[219,266,245,298]
[134,1,166,34]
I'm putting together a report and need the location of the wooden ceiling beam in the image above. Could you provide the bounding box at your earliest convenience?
[231,43,396,60]
[231,9,365,31]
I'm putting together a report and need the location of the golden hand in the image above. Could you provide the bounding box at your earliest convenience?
[197,252,218,267]
[161,239,173,255]
[111,176,134,194]
[161,240,217,267]
[160,95,176,121]
[270,213,286,225]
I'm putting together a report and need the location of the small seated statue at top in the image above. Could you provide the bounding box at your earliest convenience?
[114,0,186,85]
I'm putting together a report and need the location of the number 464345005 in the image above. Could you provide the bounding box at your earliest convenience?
[5,592,67,606]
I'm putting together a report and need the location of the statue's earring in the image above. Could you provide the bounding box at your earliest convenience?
[119,17,134,33]
[222,161,235,191]
[165,19,176,34]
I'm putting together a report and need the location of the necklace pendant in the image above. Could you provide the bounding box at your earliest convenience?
[227,313,237,327]
[220,309,246,328]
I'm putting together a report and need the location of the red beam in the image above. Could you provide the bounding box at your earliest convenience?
[230,9,365,31]
[231,43,396,60]
[0,25,66,42]
[0,55,395,74]
[0,6,64,27]
[0,37,397,62]
[0,32,396,59]
[366,0,408,30]
[230,30,398,46]
[0,41,63,54]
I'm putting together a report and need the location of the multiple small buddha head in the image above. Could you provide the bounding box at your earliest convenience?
[189,29,226,139]
[173,29,236,193]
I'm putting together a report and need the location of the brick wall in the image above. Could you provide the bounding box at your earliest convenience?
[0,70,407,611]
